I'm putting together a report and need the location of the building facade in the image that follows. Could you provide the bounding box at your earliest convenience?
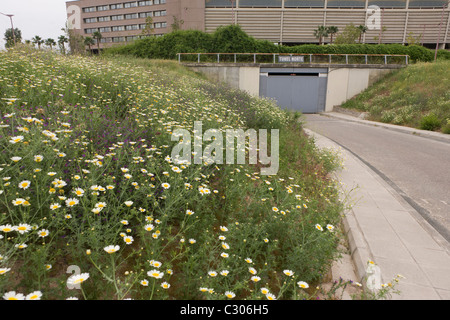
[66,0,449,50]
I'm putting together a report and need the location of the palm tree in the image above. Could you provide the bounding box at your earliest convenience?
[92,31,102,53]
[313,26,328,45]
[58,35,68,55]
[32,35,44,49]
[84,36,95,53]
[45,38,56,51]
[357,25,368,43]
[326,26,339,44]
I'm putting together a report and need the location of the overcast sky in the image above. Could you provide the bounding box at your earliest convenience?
[0,0,69,49]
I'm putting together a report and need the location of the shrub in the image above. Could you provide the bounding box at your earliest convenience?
[419,113,442,131]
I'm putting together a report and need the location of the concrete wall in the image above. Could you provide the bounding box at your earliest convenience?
[188,65,260,97]
[325,67,394,112]
[186,64,398,113]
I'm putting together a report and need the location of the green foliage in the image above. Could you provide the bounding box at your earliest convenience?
[105,24,445,64]
[334,23,360,44]
[4,28,22,48]
[419,113,442,131]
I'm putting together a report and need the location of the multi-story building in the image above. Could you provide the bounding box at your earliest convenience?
[66,0,449,50]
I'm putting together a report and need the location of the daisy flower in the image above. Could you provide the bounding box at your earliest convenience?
[11,156,22,162]
[297,281,309,289]
[26,291,42,300]
[123,235,134,245]
[67,272,90,286]
[147,269,164,279]
[326,224,335,232]
[208,271,217,277]
[124,201,133,207]
[161,182,170,189]
[251,276,261,282]
[244,258,253,264]
[19,180,31,190]
[144,224,155,232]
[9,136,24,144]
[37,229,49,238]
[3,291,25,300]
[315,224,323,231]
[219,226,228,232]
[225,291,235,299]
[0,268,11,275]
[283,270,294,277]
[161,282,170,289]
[104,245,120,254]
[249,267,257,275]
[16,223,32,234]
[220,270,229,276]
[186,209,194,216]
[15,243,28,249]
[34,155,44,162]
[12,198,26,206]
[266,293,277,300]
[140,279,149,286]
[95,202,107,209]
[65,198,79,207]
[221,252,229,258]
[50,203,61,210]
[73,188,85,197]
[261,288,270,295]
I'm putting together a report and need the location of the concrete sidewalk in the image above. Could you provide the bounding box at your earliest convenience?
[304,128,450,300]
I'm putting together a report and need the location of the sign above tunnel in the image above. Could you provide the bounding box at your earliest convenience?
[278,55,305,63]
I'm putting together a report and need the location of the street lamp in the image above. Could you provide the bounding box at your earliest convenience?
[0,12,16,46]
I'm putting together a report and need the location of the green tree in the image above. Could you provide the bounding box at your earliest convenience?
[32,35,44,49]
[4,28,22,48]
[326,26,339,44]
[58,35,69,54]
[45,38,56,51]
[357,25,368,43]
[84,36,95,53]
[171,15,184,31]
[313,26,328,45]
[334,23,360,44]
[141,16,154,37]
[92,31,103,52]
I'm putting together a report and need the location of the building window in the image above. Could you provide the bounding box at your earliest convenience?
[125,24,139,31]
[239,0,282,7]
[124,1,138,8]
[99,27,111,33]
[327,0,366,7]
[125,13,139,19]
[97,5,109,11]
[112,25,126,32]
[139,1,153,6]
[83,7,97,13]
[111,3,124,9]
[154,0,160,4]
[111,15,124,21]
[139,12,153,18]
[284,0,325,7]
[98,16,111,22]
[84,17,98,23]
[113,37,126,43]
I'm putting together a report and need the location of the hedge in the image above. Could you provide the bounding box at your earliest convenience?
[105,25,449,63]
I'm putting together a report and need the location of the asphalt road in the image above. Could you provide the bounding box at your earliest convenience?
[303,114,450,243]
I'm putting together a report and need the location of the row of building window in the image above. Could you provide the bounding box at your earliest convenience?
[91,34,164,44]
[84,10,166,23]
[85,22,167,34]
[83,0,166,13]
[205,0,447,8]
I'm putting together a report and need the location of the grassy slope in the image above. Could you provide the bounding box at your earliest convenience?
[341,60,450,133]
[0,49,345,300]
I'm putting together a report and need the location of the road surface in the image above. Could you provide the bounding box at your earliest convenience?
[303,114,450,243]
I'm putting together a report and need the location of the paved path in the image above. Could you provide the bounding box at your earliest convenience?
[303,113,450,300]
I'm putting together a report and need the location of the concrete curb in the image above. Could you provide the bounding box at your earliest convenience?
[303,128,373,285]
[320,112,450,145]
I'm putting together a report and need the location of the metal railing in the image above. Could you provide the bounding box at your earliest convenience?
[177,53,409,65]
